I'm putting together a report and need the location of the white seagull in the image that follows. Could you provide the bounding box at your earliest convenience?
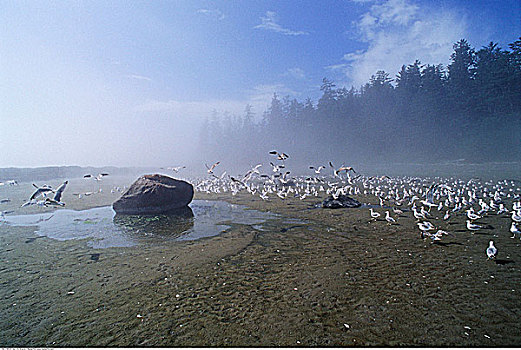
[369,208,380,221]
[466,220,482,232]
[45,181,68,206]
[486,241,497,260]
[510,222,521,239]
[385,211,396,224]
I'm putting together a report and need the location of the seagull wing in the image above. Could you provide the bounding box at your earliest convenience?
[29,188,41,200]
[426,183,436,203]
[29,187,53,200]
[53,181,68,202]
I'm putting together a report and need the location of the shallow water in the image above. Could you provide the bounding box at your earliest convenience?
[3,200,277,248]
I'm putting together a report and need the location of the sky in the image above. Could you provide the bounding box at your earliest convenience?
[1,0,519,168]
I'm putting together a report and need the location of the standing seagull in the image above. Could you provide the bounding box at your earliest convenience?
[510,222,521,239]
[369,208,380,221]
[486,241,497,260]
[466,220,482,232]
[385,211,396,224]
[45,181,68,206]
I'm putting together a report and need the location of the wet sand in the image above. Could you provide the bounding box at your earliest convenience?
[1,177,521,346]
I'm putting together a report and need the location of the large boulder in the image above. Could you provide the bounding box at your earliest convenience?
[319,194,361,209]
[113,174,193,214]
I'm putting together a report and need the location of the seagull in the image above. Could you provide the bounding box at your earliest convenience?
[243,164,262,182]
[466,220,482,232]
[84,173,109,181]
[230,176,246,187]
[466,209,481,221]
[269,150,289,161]
[512,210,521,223]
[392,207,404,215]
[369,208,380,221]
[44,181,68,206]
[309,165,325,174]
[335,166,356,177]
[417,221,436,232]
[166,166,186,173]
[269,162,285,173]
[510,222,521,239]
[486,241,497,260]
[29,184,55,200]
[385,211,396,224]
[412,207,426,220]
[205,161,221,175]
[21,184,54,206]
[0,210,14,219]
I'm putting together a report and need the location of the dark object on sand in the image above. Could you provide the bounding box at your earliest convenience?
[319,194,361,209]
[113,174,193,214]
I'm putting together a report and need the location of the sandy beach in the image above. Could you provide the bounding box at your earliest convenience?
[1,175,520,347]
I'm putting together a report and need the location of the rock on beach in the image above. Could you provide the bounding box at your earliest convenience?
[112,174,193,215]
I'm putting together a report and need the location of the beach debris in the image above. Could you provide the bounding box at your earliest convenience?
[319,194,361,209]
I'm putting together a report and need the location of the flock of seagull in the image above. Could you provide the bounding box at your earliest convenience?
[0,173,124,211]
[191,150,521,261]
[2,152,521,261]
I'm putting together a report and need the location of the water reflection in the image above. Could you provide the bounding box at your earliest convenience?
[113,206,194,239]
[4,200,277,248]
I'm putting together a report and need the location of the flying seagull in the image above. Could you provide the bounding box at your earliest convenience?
[309,165,325,174]
[45,181,68,206]
[269,150,289,162]
[162,166,186,173]
[29,184,55,200]
[84,173,109,181]
[205,161,221,175]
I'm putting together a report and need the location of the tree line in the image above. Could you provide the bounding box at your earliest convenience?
[199,37,521,168]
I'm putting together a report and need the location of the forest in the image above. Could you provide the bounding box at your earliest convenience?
[199,38,521,169]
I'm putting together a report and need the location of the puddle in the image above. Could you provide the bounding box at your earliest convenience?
[3,200,277,248]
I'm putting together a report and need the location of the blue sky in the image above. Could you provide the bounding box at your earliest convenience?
[1,0,519,167]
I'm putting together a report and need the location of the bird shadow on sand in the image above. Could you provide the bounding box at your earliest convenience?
[433,241,464,246]
[495,259,514,265]
[280,225,303,233]
[25,236,46,243]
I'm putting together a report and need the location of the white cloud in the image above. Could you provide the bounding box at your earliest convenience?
[254,11,308,36]
[126,74,152,82]
[196,8,225,20]
[284,67,306,80]
[338,0,467,87]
